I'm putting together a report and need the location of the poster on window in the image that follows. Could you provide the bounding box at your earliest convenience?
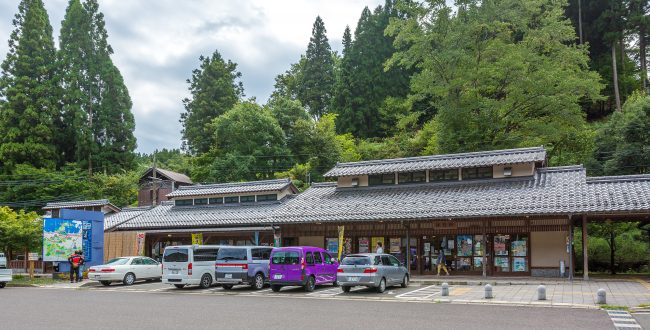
[473,257,483,269]
[358,237,369,253]
[390,238,401,254]
[513,257,527,272]
[511,240,527,257]
[494,235,509,256]
[326,238,338,255]
[474,235,483,256]
[344,238,352,255]
[494,256,509,271]
[371,237,384,253]
[457,235,473,256]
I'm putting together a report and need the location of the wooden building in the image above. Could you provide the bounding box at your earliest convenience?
[138,167,192,206]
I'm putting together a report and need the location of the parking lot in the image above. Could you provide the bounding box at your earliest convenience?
[74,280,438,302]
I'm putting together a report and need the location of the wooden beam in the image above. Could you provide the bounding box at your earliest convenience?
[582,215,589,280]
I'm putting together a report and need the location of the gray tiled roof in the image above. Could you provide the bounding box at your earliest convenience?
[166,178,294,198]
[272,166,650,223]
[323,147,546,177]
[104,206,153,230]
[114,201,287,230]
[43,199,119,211]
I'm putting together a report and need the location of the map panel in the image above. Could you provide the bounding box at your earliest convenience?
[43,218,82,262]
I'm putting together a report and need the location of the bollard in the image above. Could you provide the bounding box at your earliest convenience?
[484,284,493,299]
[596,288,606,304]
[537,285,546,300]
[441,282,449,296]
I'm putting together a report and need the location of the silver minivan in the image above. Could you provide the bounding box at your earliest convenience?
[162,245,225,289]
[337,253,409,293]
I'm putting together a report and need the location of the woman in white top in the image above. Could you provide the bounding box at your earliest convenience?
[375,241,383,254]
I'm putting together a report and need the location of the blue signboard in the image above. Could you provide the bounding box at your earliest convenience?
[82,221,92,262]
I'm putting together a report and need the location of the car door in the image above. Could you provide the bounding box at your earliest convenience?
[312,251,324,283]
[130,258,144,278]
[145,257,161,278]
[322,252,336,282]
[380,255,394,284]
[388,255,403,284]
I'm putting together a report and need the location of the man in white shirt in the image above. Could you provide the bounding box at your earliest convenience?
[375,241,384,254]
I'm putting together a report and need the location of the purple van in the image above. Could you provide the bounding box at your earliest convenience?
[269,246,339,292]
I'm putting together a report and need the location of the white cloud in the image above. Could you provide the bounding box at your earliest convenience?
[0,0,384,153]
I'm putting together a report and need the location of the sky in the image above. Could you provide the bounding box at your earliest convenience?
[0,0,385,154]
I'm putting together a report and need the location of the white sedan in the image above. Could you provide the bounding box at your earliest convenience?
[87,256,162,286]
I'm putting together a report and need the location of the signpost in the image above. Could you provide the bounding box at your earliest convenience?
[28,253,38,279]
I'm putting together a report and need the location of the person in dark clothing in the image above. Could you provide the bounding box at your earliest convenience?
[68,251,84,283]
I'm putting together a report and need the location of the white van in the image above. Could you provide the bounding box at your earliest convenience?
[162,245,224,289]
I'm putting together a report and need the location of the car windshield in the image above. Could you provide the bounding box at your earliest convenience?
[341,256,372,266]
[105,258,130,265]
[163,248,189,263]
[271,251,300,265]
[217,248,247,260]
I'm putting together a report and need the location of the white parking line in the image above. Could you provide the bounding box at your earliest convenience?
[395,285,441,300]
[307,288,341,297]
[249,288,272,295]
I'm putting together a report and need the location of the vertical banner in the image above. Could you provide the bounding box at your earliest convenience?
[191,233,203,245]
[337,226,344,260]
[135,232,146,256]
[371,237,384,253]
[273,232,281,247]
[82,221,93,262]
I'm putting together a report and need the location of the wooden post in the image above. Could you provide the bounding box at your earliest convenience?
[582,215,589,280]
[29,260,34,279]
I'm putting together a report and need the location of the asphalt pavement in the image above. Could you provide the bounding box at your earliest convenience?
[0,286,615,330]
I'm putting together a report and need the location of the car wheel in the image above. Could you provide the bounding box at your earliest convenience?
[253,273,264,290]
[271,285,281,292]
[342,286,351,293]
[304,276,316,292]
[401,274,409,288]
[100,281,111,286]
[174,284,185,289]
[123,273,136,286]
[0,282,6,288]
[200,274,213,289]
[222,284,233,290]
[376,278,386,293]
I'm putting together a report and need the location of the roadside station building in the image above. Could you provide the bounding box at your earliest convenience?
[100,146,650,278]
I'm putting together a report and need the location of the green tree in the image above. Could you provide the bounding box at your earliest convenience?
[0,0,58,173]
[298,16,335,119]
[181,50,243,155]
[0,206,43,260]
[58,0,137,174]
[387,0,602,165]
[192,102,288,182]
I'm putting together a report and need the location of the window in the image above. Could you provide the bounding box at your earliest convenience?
[174,199,193,206]
[323,253,334,265]
[271,251,300,265]
[313,252,323,264]
[105,258,130,265]
[429,169,459,181]
[131,258,144,265]
[163,248,189,262]
[368,173,395,185]
[380,256,391,266]
[193,248,219,262]
[209,197,223,204]
[398,171,426,184]
[144,258,159,265]
[252,248,272,260]
[305,252,314,265]
[194,198,208,205]
[257,194,277,202]
[224,196,239,204]
[240,195,255,203]
[216,248,247,260]
[388,255,401,267]
[462,166,493,180]
[341,256,371,265]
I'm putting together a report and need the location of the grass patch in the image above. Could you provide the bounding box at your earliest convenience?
[7,275,65,286]
[599,305,629,311]
[639,303,650,308]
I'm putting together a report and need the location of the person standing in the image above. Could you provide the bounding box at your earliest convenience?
[76,251,85,282]
[67,251,83,283]
[437,251,450,276]
[375,241,383,254]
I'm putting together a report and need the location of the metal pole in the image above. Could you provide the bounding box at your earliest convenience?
[482,226,487,278]
[406,223,410,274]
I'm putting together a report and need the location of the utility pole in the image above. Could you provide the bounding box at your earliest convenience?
[578,0,583,45]
[152,153,157,206]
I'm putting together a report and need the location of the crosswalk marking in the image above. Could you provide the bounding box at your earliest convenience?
[606,310,643,330]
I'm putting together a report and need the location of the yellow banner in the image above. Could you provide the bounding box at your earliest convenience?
[337,226,344,260]
[191,233,203,245]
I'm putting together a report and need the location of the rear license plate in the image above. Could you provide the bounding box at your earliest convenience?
[94,275,101,279]
[348,277,359,282]
[171,270,179,275]
[274,274,283,280]
[225,274,232,279]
